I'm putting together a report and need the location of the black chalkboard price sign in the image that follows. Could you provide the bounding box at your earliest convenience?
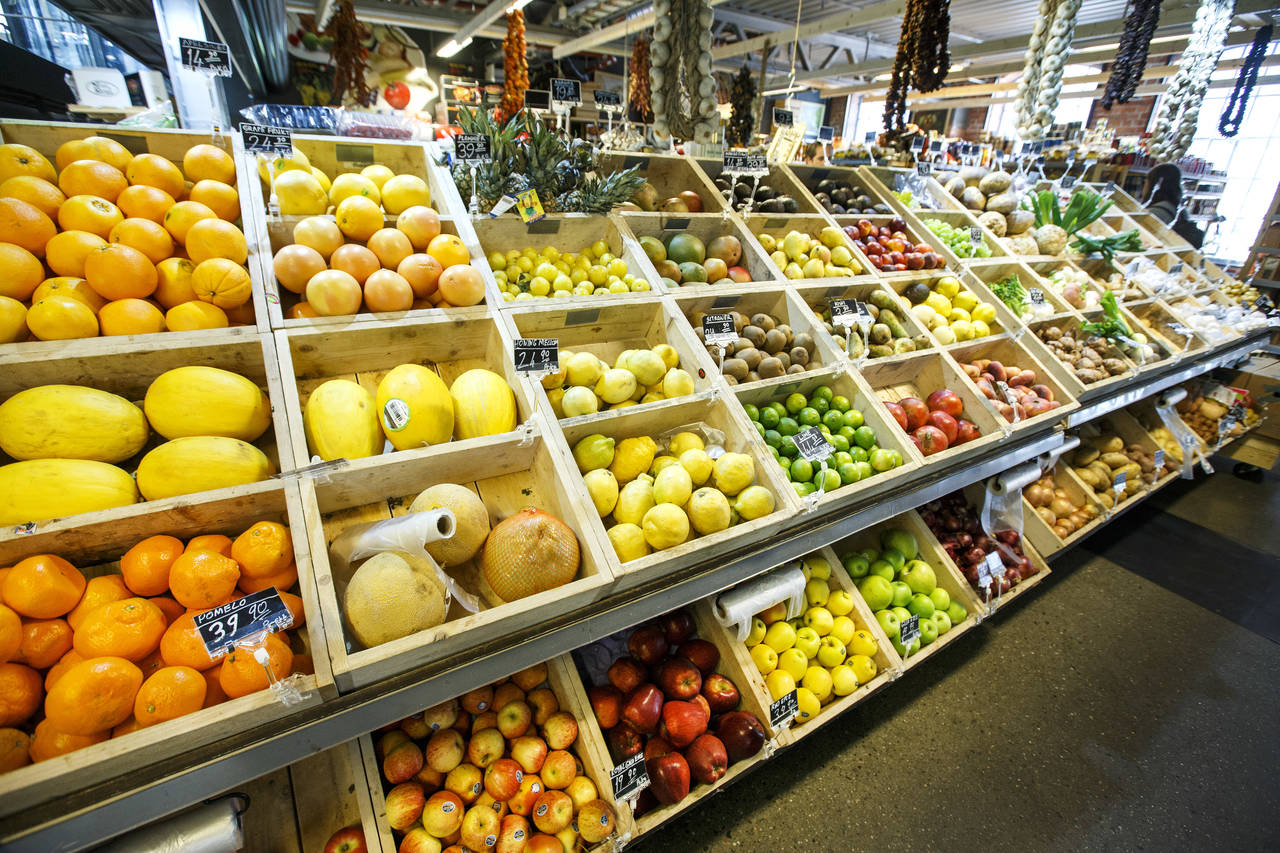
[723,151,768,177]
[513,338,558,373]
[455,134,491,163]
[239,122,292,155]
[180,38,232,76]
[593,89,622,109]
[773,107,794,127]
[550,78,582,106]
[194,588,292,657]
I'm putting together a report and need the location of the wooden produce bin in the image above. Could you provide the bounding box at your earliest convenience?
[1073,256,1154,304]
[830,510,982,670]
[704,546,899,740]
[1080,304,1177,372]
[860,166,966,214]
[0,333,291,542]
[963,259,1079,318]
[692,156,822,214]
[1020,462,1107,559]
[731,365,923,506]
[860,351,1005,466]
[300,432,613,691]
[0,482,333,817]
[0,119,272,347]
[946,332,1079,431]
[783,163,898,214]
[1128,211,1191,251]
[597,151,727,213]
[791,280,938,363]
[616,212,781,293]
[273,311,535,471]
[904,208,1011,264]
[561,605,777,837]
[672,287,842,389]
[1126,299,1208,359]
[878,267,1020,340]
[743,213,877,285]
[553,394,799,590]
[357,654,634,852]
[1024,314,1137,402]
[828,212,952,278]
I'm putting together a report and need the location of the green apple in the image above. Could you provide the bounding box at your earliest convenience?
[826,589,854,617]
[891,635,920,658]
[793,626,821,659]
[891,606,911,623]
[946,601,968,625]
[805,577,830,607]
[874,608,900,639]
[750,643,778,675]
[881,528,918,560]
[857,548,879,563]
[869,448,897,472]
[745,616,768,646]
[907,593,935,619]
[890,581,912,608]
[868,559,896,581]
[829,615,856,646]
[816,635,847,668]
[857,575,894,611]
[830,664,859,696]
[931,611,952,636]
[804,606,834,637]
[788,617,806,632]
[929,587,951,613]
[881,547,907,571]
[901,560,937,595]
[918,618,938,646]
[778,647,809,680]
[841,554,870,578]
[764,621,797,653]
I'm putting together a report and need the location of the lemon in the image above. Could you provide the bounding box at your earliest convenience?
[971,303,997,324]
[642,503,690,550]
[611,400,637,410]
[924,292,952,318]
[329,172,380,207]
[687,486,731,534]
[565,351,604,387]
[608,523,650,562]
[653,344,680,370]
[757,232,777,252]
[623,349,666,386]
[972,319,991,338]
[562,386,599,417]
[935,275,961,299]
[274,170,327,215]
[765,669,797,701]
[257,148,311,182]
[734,484,775,519]
[595,368,637,404]
[662,368,695,399]
[650,455,680,476]
[953,290,979,312]
[668,431,705,457]
[584,468,619,516]
[679,448,713,485]
[640,391,666,404]
[573,434,615,472]
[613,474,655,525]
[630,375,648,401]
[360,163,395,189]
[713,452,755,496]
[653,464,693,506]
[546,387,566,418]
[308,166,331,192]
[609,436,657,484]
[951,320,975,341]
[745,617,767,646]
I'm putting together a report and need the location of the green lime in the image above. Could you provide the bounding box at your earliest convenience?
[790,458,814,482]
[822,409,846,432]
[849,446,869,463]
[798,407,822,427]
[853,425,877,449]
[811,385,834,403]
[768,401,788,420]
[793,481,815,497]
[842,409,865,430]
[763,428,782,448]
[834,450,853,467]
[837,425,856,442]
[779,435,799,457]
[816,467,841,492]
[852,461,874,481]
[743,403,760,422]
[888,449,904,467]
[778,417,800,436]
[785,392,808,414]
[830,394,851,412]
[837,462,859,484]
[810,395,830,415]
[753,420,766,438]
[759,406,780,429]
[828,433,850,453]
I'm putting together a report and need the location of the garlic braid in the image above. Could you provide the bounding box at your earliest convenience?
[1015,0,1083,140]
[1148,0,1235,161]
[651,0,718,142]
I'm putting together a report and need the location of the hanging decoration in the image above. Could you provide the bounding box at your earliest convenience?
[629,37,653,123]
[498,10,527,121]
[727,66,756,147]
[1218,24,1272,136]
[650,0,719,142]
[1101,0,1165,109]
[1149,0,1235,161]
[323,0,374,106]
[1014,0,1083,140]
[882,0,952,136]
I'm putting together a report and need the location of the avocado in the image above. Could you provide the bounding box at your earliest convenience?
[905,282,931,305]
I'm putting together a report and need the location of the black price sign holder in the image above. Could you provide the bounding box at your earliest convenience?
[773,107,794,128]
[593,89,623,137]
[1029,287,1046,306]
[455,133,491,215]
[550,78,581,131]
[769,689,799,728]
[795,426,836,510]
[703,313,737,376]
[180,38,232,135]
[829,298,870,360]
[514,338,558,375]
[240,122,293,219]
[609,752,649,803]
[194,587,302,704]
[898,614,921,651]
[722,150,769,214]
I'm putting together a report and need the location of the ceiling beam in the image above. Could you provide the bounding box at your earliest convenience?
[712,7,892,55]
[552,7,655,58]
[712,0,906,60]
[904,73,1280,111]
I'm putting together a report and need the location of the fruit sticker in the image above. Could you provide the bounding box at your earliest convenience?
[381,398,411,432]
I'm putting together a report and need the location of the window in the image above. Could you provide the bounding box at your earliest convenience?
[0,0,144,75]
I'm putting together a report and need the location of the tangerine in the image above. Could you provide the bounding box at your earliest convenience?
[231,522,293,579]
[119,534,183,597]
[0,727,30,771]
[188,180,240,221]
[0,661,42,725]
[45,230,107,278]
[55,136,131,171]
[0,143,57,182]
[287,302,318,319]
[219,632,292,699]
[125,153,184,198]
[98,298,166,336]
[185,534,233,557]
[109,217,174,263]
[149,596,184,625]
[279,590,306,629]
[426,233,470,268]
[67,574,131,630]
[237,561,298,595]
[0,175,66,219]
[25,294,98,340]
[158,610,223,670]
[84,243,158,301]
[43,656,142,735]
[162,200,216,244]
[57,194,123,238]
[117,184,176,223]
[2,555,86,619]
[59,159,128,201]
[182,144,237,185]
[0,242,43,300]
[191,257,252,308]
[29,718,107,761]
[0,603,20,661]
[202,666,228,707]
[16,618,72,669]
[185,218,247,264]
[0,196,56,255]
[73,597,166,661]
[44,648,84,690]
[168,549,240,610]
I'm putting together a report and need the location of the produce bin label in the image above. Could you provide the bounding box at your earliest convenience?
[773,107,794,127]
[455,133,491,163]
[239,122,292,155]
[969,226,983,246]
[514,338,558,373]
[195,588,291,656]
[551,78,582,106]
[899,614,920,646]
[179,38,231,76]
[593,89,622,110]
[769,689,799,728]
[1154,449,1165,470]
[1060,175,1077,189]
[916,162,931,177]
[819,125,835,141]
[517,188,545,224]
[795,427,835,462]
[1112,470,1126,497]
[609,751,649,801]
[702,313,738,346]
[1029,288,1046,305]
[723,151,768,177]
[1169,262,1185,274]
[865,131,877,144]
[985,550,1006,579]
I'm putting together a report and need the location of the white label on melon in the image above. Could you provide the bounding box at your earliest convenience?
[382,398,411,432]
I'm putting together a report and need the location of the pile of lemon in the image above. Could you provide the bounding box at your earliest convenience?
[487,240,651,300]
[541,346,695,418]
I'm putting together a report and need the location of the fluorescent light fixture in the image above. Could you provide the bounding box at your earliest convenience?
[508,0,532,10]
[763,84,811,96]
[437,37,472,58]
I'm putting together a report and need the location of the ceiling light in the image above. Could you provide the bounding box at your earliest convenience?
[437,37,472,58]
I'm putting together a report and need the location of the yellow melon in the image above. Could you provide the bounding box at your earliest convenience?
[375,364,453,450]
[303,379,382,461]
[449,369,517,441]
[0,385,148,462]
[0,459,139,524]
[143,366,271,441]
[135,436,273,501]
[408,483,491,566]
[343,551,446,648]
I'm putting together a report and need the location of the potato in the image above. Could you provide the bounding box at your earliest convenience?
[1074,447,1101,466]
[978,211,1007,237]
[979,172,1013,195]
[1005,209,1035,235]
[1099,452,1131,470]
[961,186,987,211]
[945,176,967,198]
[985,191,1018,215]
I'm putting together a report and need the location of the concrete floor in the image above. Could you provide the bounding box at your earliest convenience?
[630,462,1280,852]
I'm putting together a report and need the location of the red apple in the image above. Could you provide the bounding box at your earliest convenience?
[496,700,532,739]
[691,694,711,723]
[323,827,367,853]
[914,425,949,456]
[399,827,438,853]
[483,758,524,801]
[899,397,929,430]
[656,657,702,700]
[421,790,465,838]
[627,625,668,664]
[531,790,573,834]
[675,638,720,676]
[884,401,908,431]
[540,711,578,750]
[701,673,740,713]
[510,735,547,774]
[507,774,544,817]
[622,683,663,733]
[607,657,647,694]
[386,781,426,831]
[926,388,964,417]
[606,720,643,761]
[684,733,728,785]
[658,609,696,645]
[955,418,981,444]
[577,799,617,844]
[646,753,691,805]
[384,742,424,784]
[496,814,531,853]
[587,685,622,729]
[460,801,501,851]
[926,410,958,443]
[540,749,578,790]
[659,700,708,748]
[467,727,505,768]
[645,735,673,761]
[716,711,766,763]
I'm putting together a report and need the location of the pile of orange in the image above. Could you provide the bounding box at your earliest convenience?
[0,137,255,344]
[272,203,487,318]
[0,520,309,772]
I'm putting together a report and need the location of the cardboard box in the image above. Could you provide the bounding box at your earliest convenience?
[1222,356,1280,440]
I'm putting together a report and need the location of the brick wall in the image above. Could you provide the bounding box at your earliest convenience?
[1088,96,1156,137]
[963,106,988,138]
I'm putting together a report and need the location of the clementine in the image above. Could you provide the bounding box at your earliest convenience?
[219,632,292,699]
[236,561,298,595]
[109,217,174,263]
[134,665,206,727]
[0,726,30,771]
[28,718,108,761]
[168,549,240,610]
[58,159,127,201]
[125,153,184,198]
[149,596,184,625]
[185,534,233,557]
[0,175,65,219]
[0,242,43,300]
[16,618,72,669]
[0,196,56,255]
[83,243,158,301]
[120,534,183,597]
[66,574,131,630]
[188,180,240,221]
[231,522,293,579]
[117,184,175,223]
[44,648,84,691]
[98,298,166,336]
[158,610,223,671]
[0,661,42,725]
[0,603,20,662]
[57,194,123,238]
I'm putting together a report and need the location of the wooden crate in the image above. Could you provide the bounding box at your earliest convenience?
[672,288,842,389]
[0,119,272,343]
[860,166,967,214]
[731,365,923,505]
[1072,256,1155,303]
[962,259,1078,318]
[703,545,899,741]
[691,157,822,214]
[1021,462,1107,559]
[782,163,898,214]
[743,213,877,285]
[560,605,776,838]
[1127,299,1208,359]
[1128,211,1190,251]
[299,433,613,691]
[597,151,727,213]
[615,212,781,292]
[1024,315,1137,402]
[945,332,1080,431]
[859,351,1005,466]
[829,510,983,669]
[553,394,799,590]
[273,311,534,471]
[904,208,1011,265]
[791,280,938,363]
[1080,303,1177,371]
[1066,411,1172,513]
[827,213,955,281]
[357,653,635,853]
[0,333,290,542]
[0,482,334,818]
[879,268,1020,340]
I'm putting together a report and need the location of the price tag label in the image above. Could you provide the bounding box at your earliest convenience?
[194,588,292,657]
[723,151,768,177]
[516,188,545,224]
[550,78,582,106]
[795,426,835,461]
[769,689,799,728]
[916,162,932,177]
[1112,470,1126,497]
[1029,288,1046,305]
[1170,262,1185,274]
[773,107,794,127]
[702,313,738,346]
[994,380,1017,407]
[592,89,622,110]
[899,614,921,646]
[455,133,491,163]
[1227,401,1246,423]
[239,122,292,155]
[1104,180,1116,195]
[969,225,983,246]
[1036,155,1046,168]
[985,550,1006,579]
[910,137,924,152]
[865,131,877,144]
[829,298,857,326]
[929,140,942,154]
[977,557,992,588]
[1154,449,1165,470]
[609,752,648,802]
[1061,175,1077,189]
[819,125,835,142]
[180,37,232,76]
[513,338,558,373]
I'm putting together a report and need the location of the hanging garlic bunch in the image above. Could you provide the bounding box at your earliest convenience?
[650,0,718,142]
[1015,0,1083,140]
[1149,0,1235,161]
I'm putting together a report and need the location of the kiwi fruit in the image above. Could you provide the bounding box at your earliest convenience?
[792,332,814,353]
[734,336,754,353]
[787,364,807,374]
[732,311,749,332]
[775,350,791,369]
[751,313,776,331]
[775,324,794,345]
[721,358,749,381]
[746,371,760,383]
[737,346,763,371]
[723,374,738,385]
[742,325,766,348]
[790,346,810,367]
[762,328,787,354]
[757,357,785,379]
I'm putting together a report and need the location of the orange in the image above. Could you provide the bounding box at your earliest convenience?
[231,521,293,579]
[396,206,441,250]
[58,159,127,202]
[286,302,319,319]
[202,666,228,707]
[109,217,174,263]
[192,257,252,308]
[3,555,86,619]
[0,196,56,256]
[44,648,84,690]
[98,298,166,336]
[72,597,166,661]
[55,136,131,171]
[182,144,236,185]
[134,665,206,727]
[136,646,166,680]
[166,300,229,331]
[272,244,326,294]
[112,716,142,738]
[186,534,233,557]
[16,618,72,669]
[335,195,383,241]
[162,200,216,244]
[364,269,414,313]
[398,253,442,299]
[29,718,107,761]
[223,300,255,326]
[57,194,123,238]
[426,233,470,269]
[0,175,65,219]
[0,295,26,343]
[159,610,223,670]
[219,632,292,699]
[185,218,247,265]
[168,549,240,610]
[44,656,142,734]
[0,661,42,725]
[279,590,306,629]
[83,243,158,301]
[293,216,343,259]
[237,561,298,595]
[0,143,56,183]
[153,257,198,308]
[45,230,107,278]
[125,153,184,198]
[437,265,486,307]
[291,653,314,676]
[149,596,184,625]
[24,294,98,340]
[0,603,20,661]
[368,227,414,269]
[0,727,30,771]
[117,184,175,223]
[0,242,43,300]
[330,243,380,284]
[120,534,183,597]
[188,180,240,221]
[67,574,131,630]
